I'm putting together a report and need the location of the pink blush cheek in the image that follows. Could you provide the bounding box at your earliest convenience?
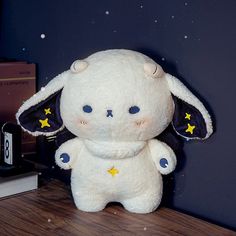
[134,118,151,128]
[77,119,88,126]
[76,118,92,136]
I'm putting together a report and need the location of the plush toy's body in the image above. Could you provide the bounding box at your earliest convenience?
[56,138,174,213]
[16,49,213,213]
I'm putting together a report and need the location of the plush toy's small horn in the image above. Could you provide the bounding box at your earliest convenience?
[144,63,164,78]
[70,60,88,73]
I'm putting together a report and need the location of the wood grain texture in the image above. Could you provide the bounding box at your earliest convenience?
[0,180,234,236]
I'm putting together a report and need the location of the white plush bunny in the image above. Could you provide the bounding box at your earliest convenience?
[16,49,213,213]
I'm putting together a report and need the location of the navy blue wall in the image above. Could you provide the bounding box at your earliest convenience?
[1,0,236,230]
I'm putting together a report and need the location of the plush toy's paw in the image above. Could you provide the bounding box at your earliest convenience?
[55,138,82,170]
[148,139,177,175]
[55,152,73,169]
[157,155,176,175]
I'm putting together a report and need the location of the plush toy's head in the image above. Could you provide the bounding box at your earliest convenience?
[16,49,213,142]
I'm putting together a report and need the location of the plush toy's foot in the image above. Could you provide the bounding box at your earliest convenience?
[73,195,107,212]
[122,193,161,214]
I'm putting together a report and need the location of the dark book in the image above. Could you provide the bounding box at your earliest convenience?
[0,62,36,154]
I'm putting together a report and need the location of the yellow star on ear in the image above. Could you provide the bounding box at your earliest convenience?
[39,118,51,128]
[108,166,119,177]
[185,123,195,134]
[44,108,51,115]
[185,113,191,120]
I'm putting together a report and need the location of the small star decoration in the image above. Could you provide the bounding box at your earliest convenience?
[44,108,51,115]
[185,112,191,120]
[39,118,50,128]
[108,166,119,177]
[185,123,195,134]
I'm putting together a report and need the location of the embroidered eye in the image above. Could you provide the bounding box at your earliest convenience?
[83,105,93,113]
[129,106,140,114]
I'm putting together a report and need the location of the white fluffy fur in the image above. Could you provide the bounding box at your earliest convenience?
[17,49,213,213]
[165,73,213,139]
[16,71,70,136]
[55,138,170,213]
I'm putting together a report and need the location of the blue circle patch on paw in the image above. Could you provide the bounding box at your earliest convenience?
[60,153,70,163]
[160,158,168,168]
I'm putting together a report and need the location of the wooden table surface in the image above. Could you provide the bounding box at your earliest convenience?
[0,179,235,236]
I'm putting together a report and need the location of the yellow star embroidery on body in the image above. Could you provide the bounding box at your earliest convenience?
[185,113,191,120]
[44,108,52,115]
[108,166,119,177]
[185,123,195,134]
[39,118,51,128]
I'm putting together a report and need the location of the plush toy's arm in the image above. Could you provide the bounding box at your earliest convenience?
[148,139,177,175]
[55,137,82,170]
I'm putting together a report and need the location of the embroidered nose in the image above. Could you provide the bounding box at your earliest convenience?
[107,110,113,118]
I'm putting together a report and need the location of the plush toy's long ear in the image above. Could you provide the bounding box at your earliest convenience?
[165,74,213,140]
[16,71,70,136]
